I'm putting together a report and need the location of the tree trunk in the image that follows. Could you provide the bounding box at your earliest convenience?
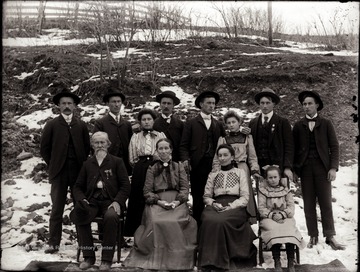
[74,2,79,29]
[267,1,273,46]
[38,0,46,34]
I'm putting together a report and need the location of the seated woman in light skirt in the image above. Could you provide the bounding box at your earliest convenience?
[124,138,197,270]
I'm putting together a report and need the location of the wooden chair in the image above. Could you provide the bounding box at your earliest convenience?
[76,212,126,263]
[255,177,300,265]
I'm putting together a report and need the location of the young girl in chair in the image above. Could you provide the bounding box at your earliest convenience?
[258,165,304,272]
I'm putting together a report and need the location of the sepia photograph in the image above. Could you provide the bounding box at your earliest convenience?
[1,1,358,271]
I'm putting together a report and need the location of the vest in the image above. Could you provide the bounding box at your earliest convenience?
[67,127,77,160]
[307,130,320,159]
[256,121,270,160]
[204,124,216,158]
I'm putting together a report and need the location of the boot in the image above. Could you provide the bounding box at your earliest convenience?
[287,258,295,272]
[325,236,346,250]
[273,258,282,272]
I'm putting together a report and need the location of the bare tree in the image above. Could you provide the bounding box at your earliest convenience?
[211,3,232,38]
[268,1,272,45]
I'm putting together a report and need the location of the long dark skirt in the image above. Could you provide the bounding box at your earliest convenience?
[124,157,153,236]
[198,195,257,270]
[124,191,198,270]
[238,162,257,224]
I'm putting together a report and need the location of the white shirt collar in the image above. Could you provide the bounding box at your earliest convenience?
[109,112,120,121]
[161,113,172,119]
[306,113,318,120]
[200,112,212,120]
[61,113,73,122]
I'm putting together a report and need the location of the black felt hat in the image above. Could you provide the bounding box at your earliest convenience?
[156,90,180,105]
[298,90,324,111]
[69,200,98,225]
[103,87,126,103]
[254,88,280,105]
[53,88,81,106]
[194,91,220,109]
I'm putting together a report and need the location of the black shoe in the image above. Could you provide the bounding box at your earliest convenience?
[79,258,95,270]
[307,236,318,248]
[325,236,346,250]
[44,245,59,254]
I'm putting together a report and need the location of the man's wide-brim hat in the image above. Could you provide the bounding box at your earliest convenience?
[298,90,324,111]
[254,87,280,105]
[69,200,98,225]
[194,91,220,109]
[53,88,81,106]
[156,90,180,105]
[103,87,126,103]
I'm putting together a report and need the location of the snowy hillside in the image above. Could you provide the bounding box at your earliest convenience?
[1,28,358,271]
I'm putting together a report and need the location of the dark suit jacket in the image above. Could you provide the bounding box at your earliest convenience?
[153,115,184,161]
[179,114,226,169]
[93,114,133,174]
[249,113,294,171]
[40,115,90,180]
[293,115,339,175]
[72,154,131,212]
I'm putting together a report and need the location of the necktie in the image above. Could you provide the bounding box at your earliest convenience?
[164,116,171,124]
[115,115,119,123]
[263,116,269,125]
[65,117,71,124]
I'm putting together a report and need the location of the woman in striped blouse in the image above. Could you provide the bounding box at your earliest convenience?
[124,108,166,236]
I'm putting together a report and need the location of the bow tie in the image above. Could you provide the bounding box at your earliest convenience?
[306,117,317,122]
[202,115,211,120]
[143,130,154,136]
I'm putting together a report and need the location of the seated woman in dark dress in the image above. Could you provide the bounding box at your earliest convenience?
[198,144,257,270]
[123,138,197,270]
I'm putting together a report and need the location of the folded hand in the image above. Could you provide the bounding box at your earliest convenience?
[108,201,121,215]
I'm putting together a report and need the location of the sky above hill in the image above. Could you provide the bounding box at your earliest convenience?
[3,1,359,35]
[181,1,359,35]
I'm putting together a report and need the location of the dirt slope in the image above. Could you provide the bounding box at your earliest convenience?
[2,37,358,177]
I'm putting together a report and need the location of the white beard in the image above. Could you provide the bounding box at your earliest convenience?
[95,149,107,160]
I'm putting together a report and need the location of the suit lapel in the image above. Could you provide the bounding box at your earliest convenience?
[300,117,308,129]
[58,115,69,127]
[107,114,125,128]
[69,117,78,127]
[314,116,322,130]
[252,115,261,141]
[196,114,207,129]
[268,114,279,145]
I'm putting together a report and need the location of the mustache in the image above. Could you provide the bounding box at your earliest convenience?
[94,148,108,154]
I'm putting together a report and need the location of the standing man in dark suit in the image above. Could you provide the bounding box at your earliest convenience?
[153,90,183,162]
[71,132,131,270]
[93,87,133,175]
[293,90,344,250]
[249,88,294,181]
[40,89,90,254]
[180,91,226,224]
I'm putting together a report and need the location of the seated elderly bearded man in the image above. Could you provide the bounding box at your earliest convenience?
[70,132,130,270]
